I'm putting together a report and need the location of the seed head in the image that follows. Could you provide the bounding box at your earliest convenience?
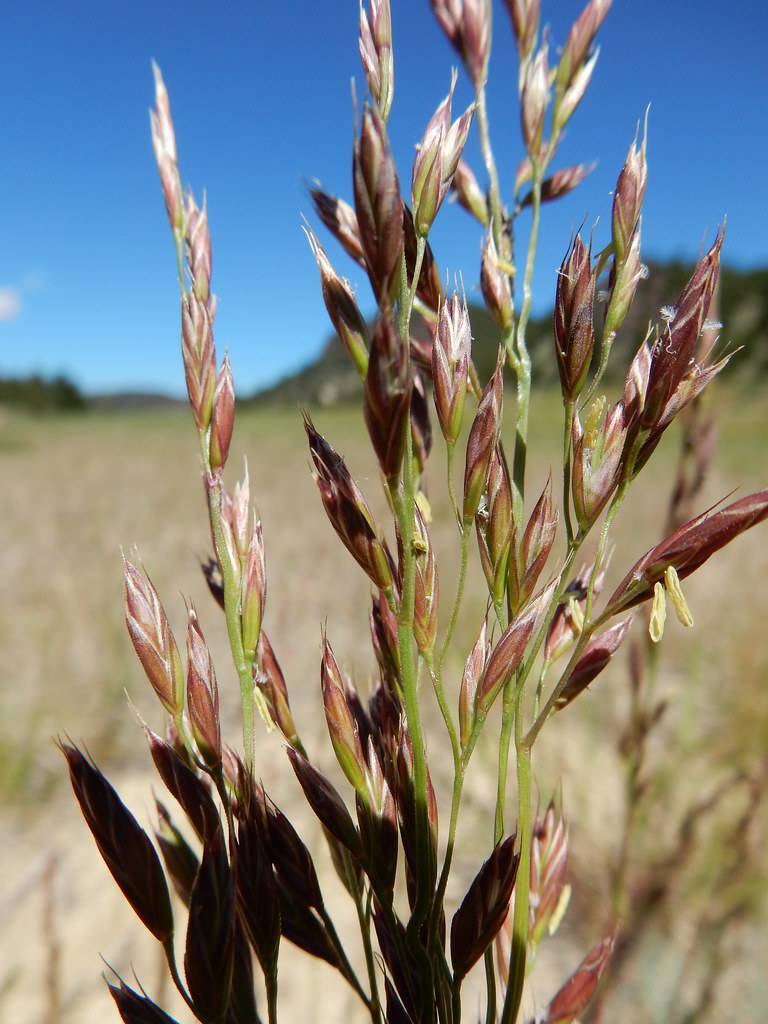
[430,0,491,88]
[481,233,514,332]
[305,416,395,590]
[511,477,558,612]
[505,0,540,65]
[450,836,520,980]
[184,191,213,306]
[308,187,366,266]
[521,43,550,155]
[459,621,489,748]
[544,933,616,1023]
[209,355,235,471]
[555,617,633,709]
[241,517,266,661]
[61,741,174,944]
[554,233,595,401]
[606,490,768,617]
[433,292,471,445]
[612,120,648,263]
[555,0,611,105]
[411,506,439,655]
[150,64,183,234]
[305,227,369,378]
[185,608,221,768]
[476,446,514,606]
[520,162,595,208]
[452,159,489,225]
[321,637,368,797]
[359,0,394,121]
[256,633,297,744]
[123,558,184,716]
[478,579,557,711]
[464,350,504,522]
[643,228,724,430]
[571,399,628,532]
[529,802,570,944]
[353,105,404,301]
[181,291,217,429]
[364,314,412,482]
[412,71,475,236]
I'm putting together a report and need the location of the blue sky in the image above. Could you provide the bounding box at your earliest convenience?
[1,1,766,395]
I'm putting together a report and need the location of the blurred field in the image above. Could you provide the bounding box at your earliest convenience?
[1,386,766,1022]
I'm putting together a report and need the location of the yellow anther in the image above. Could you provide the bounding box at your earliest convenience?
[566,596,585,634]
[649,580,666,643]
[664,566,694,627]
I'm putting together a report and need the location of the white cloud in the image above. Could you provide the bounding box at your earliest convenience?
[0,287,21,322]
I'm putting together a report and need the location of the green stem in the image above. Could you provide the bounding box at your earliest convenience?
[476,83,505,259]
[350,875,382,1024]
[203,453,256,769]
[426,655,461,771]
[510,172,541,523]
[499,704,532,1024]
[438,525,471,671]
[446,442,461,531]
[494,677,517,842]
[319,905,372,1012]
[484,948,497,1024]
[562,399,575,546]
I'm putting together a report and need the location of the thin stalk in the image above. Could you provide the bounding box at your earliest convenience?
[265,976,278,1024]
[446,442,461,530]
[350,874,382,1024]
[494,676,517,842]
[484,948,497,1024]
[430,759,464,950]
[476,83,504,258]
[203,454,256,769]
[499,698,532,1024]
[526,482,629,748]
[319,905,372,1012]
[562,399,575,546]
[395,243,434,1018]
[163,941,197,1017]
[426,655,461,770]
[438,525,471,671]
[510,173,541,523]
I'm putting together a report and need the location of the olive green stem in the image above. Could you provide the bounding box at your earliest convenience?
[438,524,471,671]
[350,874,382,1024]
[319,904,372,1012]
[562,399,575,547]
[201,433,256,770]
[446,442,461,531]
[476,83,505,258]
[499,700,532,1024]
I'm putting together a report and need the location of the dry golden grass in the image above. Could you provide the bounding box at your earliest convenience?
[1,386,766,1022]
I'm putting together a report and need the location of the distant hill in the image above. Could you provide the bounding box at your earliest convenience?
[252,260,768,406]
[0,374,86,412]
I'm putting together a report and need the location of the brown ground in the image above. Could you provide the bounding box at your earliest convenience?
[1,389,766,1022]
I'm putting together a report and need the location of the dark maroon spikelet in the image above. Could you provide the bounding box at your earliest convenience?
[353,105,404,302]
[184,827,235,1023]
[364,314,412,481]
[108,977,181,1023]
[61,742,174,945]
[604,490,768,617]
[554,233,595,402]
[287,747,362,856]
[450,835,520,980]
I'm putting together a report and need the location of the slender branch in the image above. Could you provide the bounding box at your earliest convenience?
[438,525,471,671]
